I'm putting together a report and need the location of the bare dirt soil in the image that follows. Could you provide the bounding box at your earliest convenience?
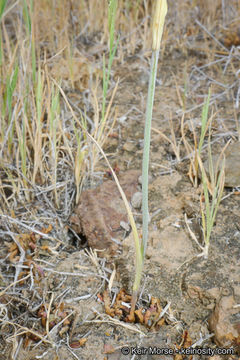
[0,1,240,359]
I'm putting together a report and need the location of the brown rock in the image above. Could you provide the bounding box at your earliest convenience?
[204,142,240,187]
[209,295,240,347]
[69,170,140,256]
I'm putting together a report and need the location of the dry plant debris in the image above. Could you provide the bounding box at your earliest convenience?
[0,225,78,352]
[223,28,240,48]
[101,288,166,329]
[50,50,102,91]
[101,289,196,360]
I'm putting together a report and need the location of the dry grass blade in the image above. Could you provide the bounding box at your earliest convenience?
[0,274,31,297]
[0,319,53,345]
[84,315,145,335]
[46,292,54,342]
[152,115,182,162]
[184,213,204,253]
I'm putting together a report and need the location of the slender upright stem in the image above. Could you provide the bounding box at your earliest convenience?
[142,49,159,256]
[132,0,167,319]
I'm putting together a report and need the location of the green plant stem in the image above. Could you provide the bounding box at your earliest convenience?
[142,49,159,257]
[0,0,7,22]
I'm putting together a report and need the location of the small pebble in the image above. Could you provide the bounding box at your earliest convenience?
[138,174,153,185]
[131,192,142,209]
[120,221,130,232]
[122,142,135,152]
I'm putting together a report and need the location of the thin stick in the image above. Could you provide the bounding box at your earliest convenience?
[46,292,54,341]
[0,274,31,297]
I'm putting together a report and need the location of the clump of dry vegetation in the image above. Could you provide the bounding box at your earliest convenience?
[0,1,153,357]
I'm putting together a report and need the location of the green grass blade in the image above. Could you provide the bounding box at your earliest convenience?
[0,0,7,22]
[23,0,32,36]
[198,88,211,153]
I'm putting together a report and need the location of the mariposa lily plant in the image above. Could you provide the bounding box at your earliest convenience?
[129,0,168,321]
